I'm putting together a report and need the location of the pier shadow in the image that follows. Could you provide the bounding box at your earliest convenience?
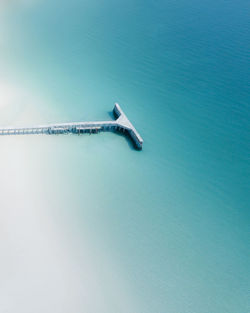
[113,129,141,151]
[107,110,116,120]
[76,130,138,151]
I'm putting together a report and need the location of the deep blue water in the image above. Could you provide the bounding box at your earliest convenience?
[0,1,249,312]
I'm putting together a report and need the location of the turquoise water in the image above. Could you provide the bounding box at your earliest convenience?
[0,1,249,312]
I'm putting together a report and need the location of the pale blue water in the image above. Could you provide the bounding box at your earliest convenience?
[0,1,249,312]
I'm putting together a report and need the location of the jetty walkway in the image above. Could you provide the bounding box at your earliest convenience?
[0,103,143,149]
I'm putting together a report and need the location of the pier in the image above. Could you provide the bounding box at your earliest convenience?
[0,103,143,149]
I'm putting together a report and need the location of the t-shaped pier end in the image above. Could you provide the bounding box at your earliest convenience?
[113,103,143,149]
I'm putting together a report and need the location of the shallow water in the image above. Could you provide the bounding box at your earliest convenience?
[0,1,249,312]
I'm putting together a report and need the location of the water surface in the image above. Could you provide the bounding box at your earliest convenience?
[0,1,249,312]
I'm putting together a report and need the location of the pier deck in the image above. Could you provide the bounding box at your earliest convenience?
[0,103,143,149]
